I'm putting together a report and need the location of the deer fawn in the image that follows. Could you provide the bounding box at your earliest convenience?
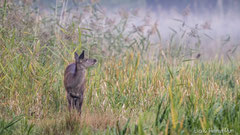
[64,50,97,113]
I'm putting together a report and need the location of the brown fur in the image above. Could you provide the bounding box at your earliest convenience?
[64,50,97,113]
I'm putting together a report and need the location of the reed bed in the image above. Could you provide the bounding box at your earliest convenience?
[0,1,240,134]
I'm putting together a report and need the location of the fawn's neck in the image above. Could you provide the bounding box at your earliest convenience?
[74,63,86,84]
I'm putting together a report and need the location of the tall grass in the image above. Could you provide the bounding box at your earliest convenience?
[0,1,240,134]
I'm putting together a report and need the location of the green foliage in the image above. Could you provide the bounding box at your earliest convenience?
[0,1,240,135]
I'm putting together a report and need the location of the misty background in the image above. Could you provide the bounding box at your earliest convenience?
[19,0,240,58]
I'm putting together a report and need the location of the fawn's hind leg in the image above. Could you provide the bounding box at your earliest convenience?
[67,92,83,113]
[67,92,74,111]
[75,94,83,114]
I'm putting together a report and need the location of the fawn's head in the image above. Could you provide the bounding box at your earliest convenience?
[75,50,97,70]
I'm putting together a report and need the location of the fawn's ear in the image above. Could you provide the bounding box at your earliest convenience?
[79,50,84,59]
[74,52,79,61]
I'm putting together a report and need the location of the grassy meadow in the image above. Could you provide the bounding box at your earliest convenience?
[0,1,240,134]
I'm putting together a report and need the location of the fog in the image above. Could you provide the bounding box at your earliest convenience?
[28,0,240,58]
[100,0,240,47]
[107,0,239,58]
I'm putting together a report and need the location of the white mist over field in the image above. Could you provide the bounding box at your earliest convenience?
[34,0,240,58]
[102,5,240,58]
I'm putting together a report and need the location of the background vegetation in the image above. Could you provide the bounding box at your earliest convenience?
[0,0,240,134]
